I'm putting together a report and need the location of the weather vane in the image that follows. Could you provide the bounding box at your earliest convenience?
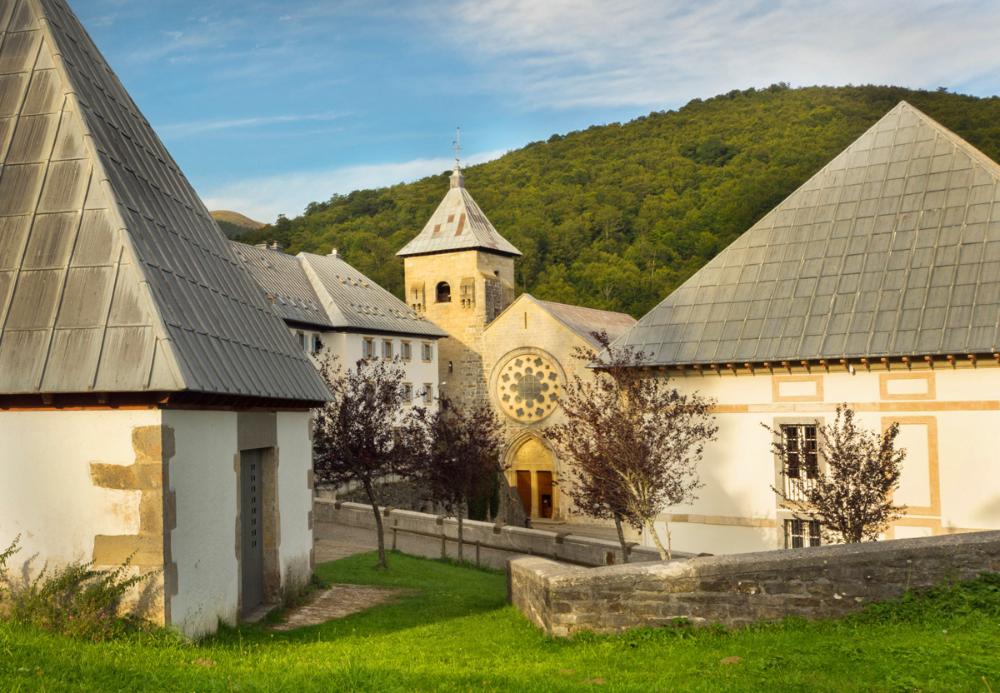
[452,127,462,169]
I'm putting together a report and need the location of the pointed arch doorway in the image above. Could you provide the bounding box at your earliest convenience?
[507,436,558,520]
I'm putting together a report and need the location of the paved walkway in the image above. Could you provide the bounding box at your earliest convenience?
[272,583,403,631]
[314,522,378,563]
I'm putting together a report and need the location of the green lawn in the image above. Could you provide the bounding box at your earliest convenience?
[2,552,1000,692]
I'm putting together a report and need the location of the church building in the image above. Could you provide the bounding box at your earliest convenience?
[614,101,1000,555]
[398,163,635,521]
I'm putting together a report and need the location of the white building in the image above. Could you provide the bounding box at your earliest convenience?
[233,242,446,407]
[0,0,330,636]
[614,102,1000,555]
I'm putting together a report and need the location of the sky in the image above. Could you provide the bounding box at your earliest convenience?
[73,0,1000,223]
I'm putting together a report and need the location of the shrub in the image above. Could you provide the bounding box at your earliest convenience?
[0,538,156,641]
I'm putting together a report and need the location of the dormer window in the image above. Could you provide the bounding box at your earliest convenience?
[436,281,451,303]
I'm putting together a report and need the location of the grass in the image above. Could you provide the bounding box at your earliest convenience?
[2,552,1000,691]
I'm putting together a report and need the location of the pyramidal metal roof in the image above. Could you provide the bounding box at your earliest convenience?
[397,168,521,258]
[0,0,329,403]
[232,241,446,338]
[614,101,1000,367]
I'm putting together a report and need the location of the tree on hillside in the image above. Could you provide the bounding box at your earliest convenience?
[548,333,717,560]
[312,357,430,570]
[405,399,506,562]
[767,405,906,545]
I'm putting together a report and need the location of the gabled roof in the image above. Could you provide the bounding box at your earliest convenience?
[231,243,332,328]
[0,0,329,403]
[615,101,1000,367]
[489,294,636,348]
[396,168,521,258]
[535,298,636,348]
[298,251,447,338]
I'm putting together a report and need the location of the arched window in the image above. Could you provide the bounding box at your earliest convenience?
[436,281,451,303]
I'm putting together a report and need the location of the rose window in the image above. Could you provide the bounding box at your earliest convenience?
[495,353,563,423]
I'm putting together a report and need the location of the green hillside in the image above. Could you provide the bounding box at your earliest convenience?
[242,85,1000,317]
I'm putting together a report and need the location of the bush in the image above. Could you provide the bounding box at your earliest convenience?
[0,537,156,641]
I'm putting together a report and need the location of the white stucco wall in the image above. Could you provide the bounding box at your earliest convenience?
[277,411,313,586]
[0,409,161,567]
[312,330,440,408]
[163,409,240,637]
[644,366,1000,557]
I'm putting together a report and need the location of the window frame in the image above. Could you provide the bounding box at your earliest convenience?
[362,337,374,360]
[421,342,433,362]
[400,341,412,361]
[422,383,433,405]
[382,339,393,360]
[784,518,822,549]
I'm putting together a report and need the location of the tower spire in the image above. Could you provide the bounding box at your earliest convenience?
[450,127,464,188]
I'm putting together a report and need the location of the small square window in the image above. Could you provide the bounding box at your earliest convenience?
[382,340,393,359]
[421,342,433,362]
[401,341,412,361]
[362,338,374,359]
[422,383,433,404]
[784,519,821,549]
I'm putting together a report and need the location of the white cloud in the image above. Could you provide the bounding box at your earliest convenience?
[158,112,348,138]
[201,150,506,222]
[440,0,1000,108]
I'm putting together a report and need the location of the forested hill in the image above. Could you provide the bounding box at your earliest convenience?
[241,85,1000,318]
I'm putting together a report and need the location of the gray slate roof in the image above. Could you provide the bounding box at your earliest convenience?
[535,298,636,348]
[0,0,329,402]
[614,101,1000,367]
[299,251,447,337]
[231,243,332,328]
[397,169,521,258]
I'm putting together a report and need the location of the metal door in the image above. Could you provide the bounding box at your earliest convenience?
[240,449,264,614]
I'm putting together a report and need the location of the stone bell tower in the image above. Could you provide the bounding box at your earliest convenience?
[397,157,520,407]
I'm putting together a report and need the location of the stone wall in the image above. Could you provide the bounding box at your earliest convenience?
[509,530,1000,636]
[314,499,687,569]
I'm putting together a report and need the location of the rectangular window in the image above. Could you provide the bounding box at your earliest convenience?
[784,519,822,549]
[402,382,413,403]
[422,383,433,405]
[421,342,433,362]
[362,338,374,359]
[296,331,306,350]
[311,334,322,355]
[781,424,819,480]
[382,340,393,359]
[401,341,412,361]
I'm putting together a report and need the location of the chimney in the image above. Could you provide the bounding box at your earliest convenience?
[268,240,284,252]
[329,247,339,257]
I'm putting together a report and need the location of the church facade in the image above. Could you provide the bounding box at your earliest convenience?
[397,167,635,521]
[614,102,1000,555]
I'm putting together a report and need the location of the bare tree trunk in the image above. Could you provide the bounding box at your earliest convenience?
[457,502,465,563]
[613,513,629,564]
[646,519,671,561]
[362,478,388,570]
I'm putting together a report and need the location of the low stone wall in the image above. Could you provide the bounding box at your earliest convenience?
[509,530,1000,636]
[314,499,688,569]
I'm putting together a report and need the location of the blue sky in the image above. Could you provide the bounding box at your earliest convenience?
[74,0,1000,222]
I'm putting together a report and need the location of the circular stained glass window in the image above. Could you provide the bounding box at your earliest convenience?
[494,352,563,423]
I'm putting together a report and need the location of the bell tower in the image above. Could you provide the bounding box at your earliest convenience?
[397,143,520,406]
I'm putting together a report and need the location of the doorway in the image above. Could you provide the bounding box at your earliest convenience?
[508,436,558,520]
[239,449,265,616]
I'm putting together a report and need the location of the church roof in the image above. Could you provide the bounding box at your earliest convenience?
[614,101,1000,367]
[0,0,329,403]
[535,298,637,348]
[396,168,521,258]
